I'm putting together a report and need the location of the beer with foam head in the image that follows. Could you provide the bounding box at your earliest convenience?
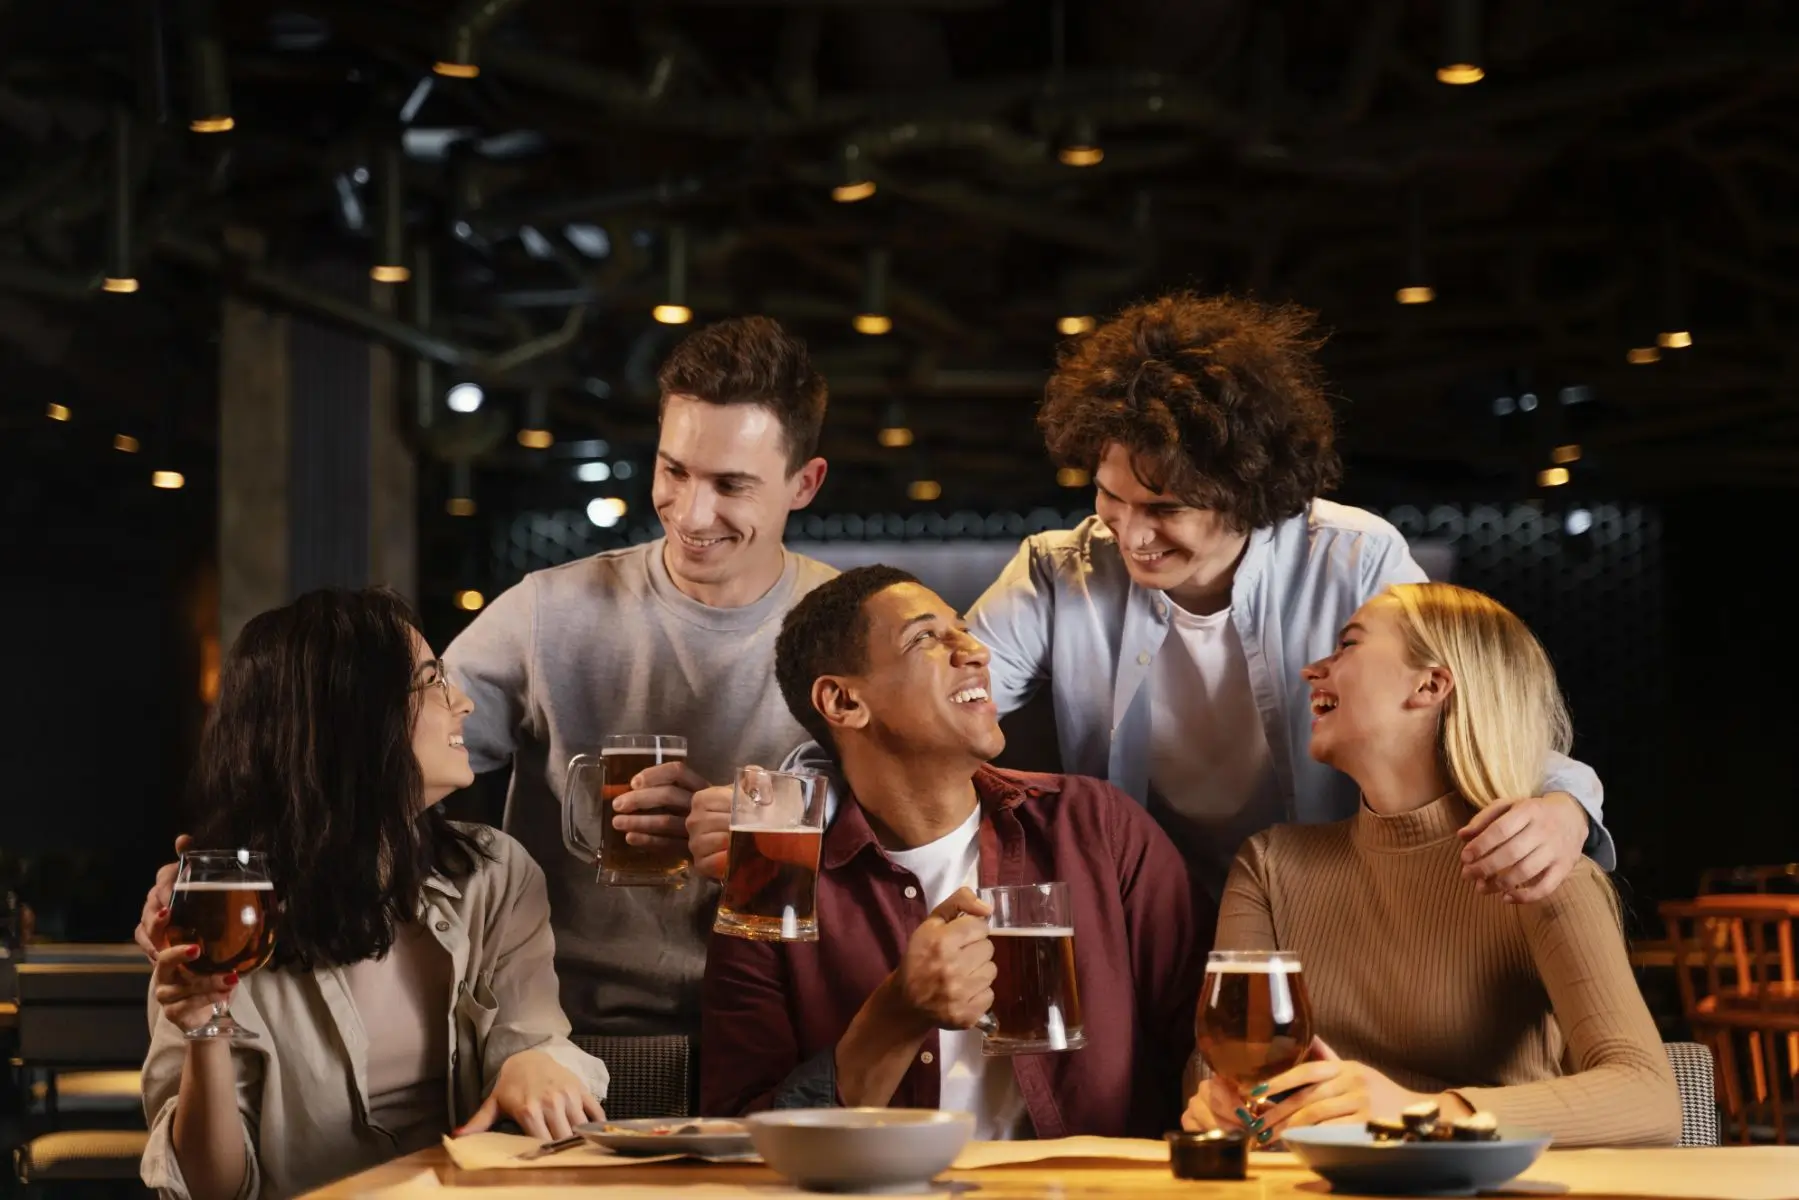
[167,880,276,976]
[977,882,1086,1056]
[564,735,690,886]
[1196,950,1313,1092]
[713,767,826,942]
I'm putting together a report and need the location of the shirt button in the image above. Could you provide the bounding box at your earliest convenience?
[1154,602,1167,619]
[435,921,450,932]
[920,1051,934,1065]
[904,886,918,899]
[1137,651,1151,666]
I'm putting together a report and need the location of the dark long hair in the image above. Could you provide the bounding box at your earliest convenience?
[188,588,490,969]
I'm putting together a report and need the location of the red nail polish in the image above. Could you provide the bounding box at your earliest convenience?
[158,907,170,920]
[224,972,238,986]
[187,945,201,958]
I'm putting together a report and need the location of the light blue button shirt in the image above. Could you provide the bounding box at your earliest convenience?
[960,501,1613,872]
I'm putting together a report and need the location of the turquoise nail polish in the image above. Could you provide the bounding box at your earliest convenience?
[1249,1083,1270,1098]
[1247,1117,1264,1133]
[1258,1128,1273,1143]
[1235,1107,1252,1125]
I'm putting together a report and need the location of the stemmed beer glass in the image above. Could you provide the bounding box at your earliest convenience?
[165,849,277,1041]
[1195,949,1313,1108]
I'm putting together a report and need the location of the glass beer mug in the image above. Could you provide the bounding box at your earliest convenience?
[975,882,1085,1055]
[564,734,691,886]
[712,766,826,941]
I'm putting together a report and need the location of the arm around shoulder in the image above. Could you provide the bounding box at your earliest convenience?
[966,536,1057,714]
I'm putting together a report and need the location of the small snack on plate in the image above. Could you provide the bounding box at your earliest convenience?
[1450,1111,1501,1142]
[604,1119,747,1136]
[1367,1107,1501,1144]
[1366,1117,1408,1142]
[1400,1100,1440,1138]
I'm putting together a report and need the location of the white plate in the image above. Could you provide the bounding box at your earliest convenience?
[575,1117,757,1160]
[1282,1125,1551,1195]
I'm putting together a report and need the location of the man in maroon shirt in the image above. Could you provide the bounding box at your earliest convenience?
[701,565,1210,1138]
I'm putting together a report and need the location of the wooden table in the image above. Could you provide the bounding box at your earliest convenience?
[306,1143,1799,1200]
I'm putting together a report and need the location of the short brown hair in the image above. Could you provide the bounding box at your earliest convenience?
[1038,292,1342,531]
[657,316,828,473]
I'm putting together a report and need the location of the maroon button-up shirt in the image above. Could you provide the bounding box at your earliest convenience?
[701,765,1211,1138]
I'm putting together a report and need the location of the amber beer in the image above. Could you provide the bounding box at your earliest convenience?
[713,766,826,942]
[167,880,277,976]
[563,735,690,886]
[977,882,1086,1056]
[598,740,691,885]
[715,827,824,941]
[1196,951,1313,1094]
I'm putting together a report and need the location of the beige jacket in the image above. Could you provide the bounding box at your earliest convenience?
[140,826,610,1200]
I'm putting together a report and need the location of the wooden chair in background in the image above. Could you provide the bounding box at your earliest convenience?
[1660,896,1799,1144]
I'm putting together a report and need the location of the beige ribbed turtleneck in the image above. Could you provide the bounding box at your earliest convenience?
[1214,793,1681,1147]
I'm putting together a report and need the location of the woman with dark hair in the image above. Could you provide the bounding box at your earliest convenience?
[140,589,608,1200]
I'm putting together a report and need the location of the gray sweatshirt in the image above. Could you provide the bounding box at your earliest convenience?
[447,540,838,1035]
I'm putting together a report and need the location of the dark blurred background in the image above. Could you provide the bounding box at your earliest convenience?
[2,0,1795,942]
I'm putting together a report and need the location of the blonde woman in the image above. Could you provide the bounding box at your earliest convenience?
[1182,583,1679,1148]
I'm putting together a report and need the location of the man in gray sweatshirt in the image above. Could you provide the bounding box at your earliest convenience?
[443,316,839,1038]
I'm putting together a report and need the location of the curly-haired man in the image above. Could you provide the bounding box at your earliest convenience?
[968,291,1611,902]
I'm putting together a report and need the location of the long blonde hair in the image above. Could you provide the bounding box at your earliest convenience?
[1383,583,1572,811]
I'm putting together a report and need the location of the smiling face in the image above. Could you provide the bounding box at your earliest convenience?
[408,634,475,808]
[1092,443,1248,606]
[1301,595,1451,775]
[819,581,1005,765]
[652,394,827,604]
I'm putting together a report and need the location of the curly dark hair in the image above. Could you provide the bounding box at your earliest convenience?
[657,315,828,473]
[188,588,490,970]
[1038,291,1343,532]
[775,565,920,753]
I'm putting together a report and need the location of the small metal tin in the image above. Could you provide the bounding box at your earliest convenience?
[1166,1128,1248,1180]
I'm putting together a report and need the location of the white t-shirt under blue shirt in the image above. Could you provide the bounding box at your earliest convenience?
[883,804,1031,1140]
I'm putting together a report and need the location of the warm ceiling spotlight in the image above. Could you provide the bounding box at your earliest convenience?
[1437,0,1484,84]
[1551,444,1582,465]
[446,497,477,516]
[653,304,693,325]
[1657,330,1693,349]
[1057,315,1096,335]
[907,479,942,502]
[114,434,140,453]
[433,60,479,79]
[517,428,553,449]
[1626,346,1661,365]
[46,403,71,422]
[1056,466,1092,488]
[453,589,486,611]
[370,143,409,283]
[878,425,914,448]
[856,247,892,336]
[185,0,236,132]
[102,277,141,293]
[1057,115,1104,166]
[654,225,692,324]
[1536,467,1570,488]
[853,313,893,336]
[152,470,186,489]
[1396,285,1435,305]
[833,143,876,203]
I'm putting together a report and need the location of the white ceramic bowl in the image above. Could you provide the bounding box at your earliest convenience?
[745,1108,974,1192]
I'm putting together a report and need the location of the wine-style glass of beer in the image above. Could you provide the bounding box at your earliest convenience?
[164,849,277,1041]
[1195,949,1313,1106]
[975,882,1085,1056]
[563,735,691,887]
[713,766,825,941]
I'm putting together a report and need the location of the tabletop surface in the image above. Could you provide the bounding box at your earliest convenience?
[303,1141,1799,1200]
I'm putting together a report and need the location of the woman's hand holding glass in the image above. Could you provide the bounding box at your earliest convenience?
[146,907,239,1035]
[1184,1038,1468,1144]
[454,1049,606,1142]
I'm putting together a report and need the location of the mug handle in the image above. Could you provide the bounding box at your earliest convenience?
[562,755,605,865]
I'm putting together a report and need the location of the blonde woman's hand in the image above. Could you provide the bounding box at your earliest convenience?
[1180,1076,1250,1133]
[455,1050,605,1142]
[147,908,236,1032]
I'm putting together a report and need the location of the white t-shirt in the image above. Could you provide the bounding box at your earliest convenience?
[883,805,1031,1140]
[1146,600,1286,899]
